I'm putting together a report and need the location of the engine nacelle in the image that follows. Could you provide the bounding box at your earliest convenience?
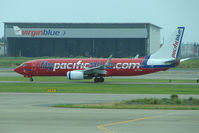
[67,71,84,80]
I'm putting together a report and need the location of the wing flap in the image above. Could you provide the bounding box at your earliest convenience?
[83,55,112,75]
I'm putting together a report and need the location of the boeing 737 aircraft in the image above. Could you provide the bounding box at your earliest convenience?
[14,27,186,83]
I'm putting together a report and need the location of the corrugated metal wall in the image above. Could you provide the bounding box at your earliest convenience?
[5,23,161,57]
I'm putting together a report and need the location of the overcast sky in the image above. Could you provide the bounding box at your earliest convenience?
[0,0,199,43]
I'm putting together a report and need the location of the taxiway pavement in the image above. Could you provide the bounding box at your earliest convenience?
[0,93,199,133]
[0,80,198,85]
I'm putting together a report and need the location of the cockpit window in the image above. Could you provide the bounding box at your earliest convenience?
[20,64,27,67]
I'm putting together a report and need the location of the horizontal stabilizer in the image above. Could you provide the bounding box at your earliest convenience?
[164,59,176,64]
[164,57,190,65]
[180,58,190,63]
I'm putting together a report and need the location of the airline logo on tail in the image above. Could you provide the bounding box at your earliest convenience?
[172,27,184,58]
[13,26,22,35]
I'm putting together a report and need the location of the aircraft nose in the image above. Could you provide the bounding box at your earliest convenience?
[14,66,24,75]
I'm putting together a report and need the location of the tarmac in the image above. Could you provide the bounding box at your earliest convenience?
[0,80,198,85]
[0,93,199,133]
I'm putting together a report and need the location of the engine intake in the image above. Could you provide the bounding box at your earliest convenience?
[67,71,84,80]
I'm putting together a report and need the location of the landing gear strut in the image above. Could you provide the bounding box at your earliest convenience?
[94,77,104,83]
[30,77,34,82]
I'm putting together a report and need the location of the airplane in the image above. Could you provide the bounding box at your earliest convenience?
[14,27,186,83]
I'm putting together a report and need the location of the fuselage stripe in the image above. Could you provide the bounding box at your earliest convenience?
[176,27,185,58]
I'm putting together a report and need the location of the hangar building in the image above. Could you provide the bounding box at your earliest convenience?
[4,23,161,57]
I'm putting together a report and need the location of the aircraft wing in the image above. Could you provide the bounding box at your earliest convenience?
[82,55,112,75]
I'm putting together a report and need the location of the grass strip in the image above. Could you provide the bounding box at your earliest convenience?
[0,83,198,94]
[53,95,199,110]
[0,76,197,83]
[53,104,199,110]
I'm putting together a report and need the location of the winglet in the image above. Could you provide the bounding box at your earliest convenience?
[134,54,139,59]
[104,55,112,67]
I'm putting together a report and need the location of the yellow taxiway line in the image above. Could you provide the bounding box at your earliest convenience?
[97,116,153,133]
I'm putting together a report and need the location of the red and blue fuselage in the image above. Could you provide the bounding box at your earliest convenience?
[14,57,177,78]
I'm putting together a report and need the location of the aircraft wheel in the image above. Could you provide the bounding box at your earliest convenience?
[30,77,34,82]
[99,77,104,82]
[94,77,99,83]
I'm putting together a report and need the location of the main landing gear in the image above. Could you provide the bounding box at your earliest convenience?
[29,77,34,82]
[94,77,104,83]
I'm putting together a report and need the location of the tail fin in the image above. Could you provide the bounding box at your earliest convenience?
[150,27,185,59]
[13,26,22,35]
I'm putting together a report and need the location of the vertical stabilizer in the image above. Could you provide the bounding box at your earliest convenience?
[150,27,185,60]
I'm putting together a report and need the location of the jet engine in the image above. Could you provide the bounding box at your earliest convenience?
[67,71,84,80]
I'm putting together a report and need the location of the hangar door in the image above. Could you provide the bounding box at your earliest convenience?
[7,38,146,57]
